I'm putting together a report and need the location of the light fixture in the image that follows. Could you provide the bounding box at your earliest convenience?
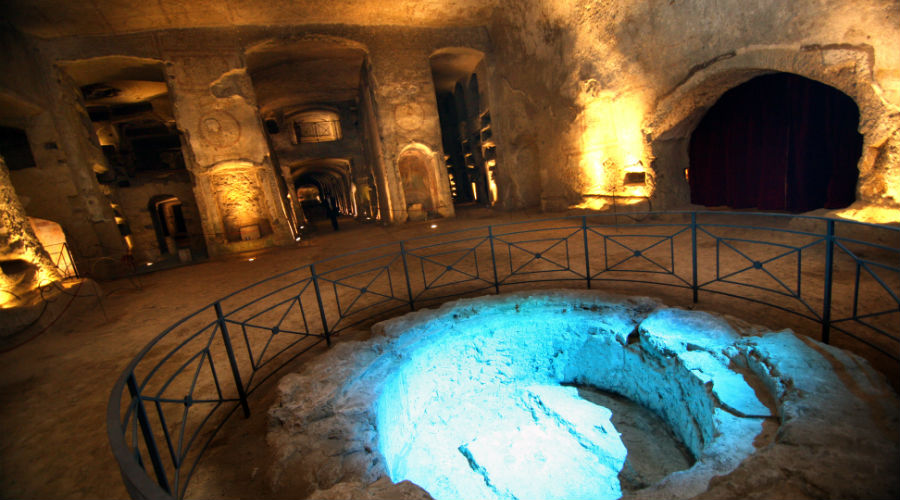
[248,257,256,262]
[430,224,438,229]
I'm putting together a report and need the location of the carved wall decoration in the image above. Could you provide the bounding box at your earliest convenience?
[398,146,437,215]
[197,111,241,148]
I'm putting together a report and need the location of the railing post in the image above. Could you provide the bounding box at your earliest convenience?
[399,241,415,311]
[310,264,331,346]
[214,302,250,418]
[582,216,591,289]
[691,212,699,303]
[126,373,173,495]
[821,219,835,344]
[488,226,500,294]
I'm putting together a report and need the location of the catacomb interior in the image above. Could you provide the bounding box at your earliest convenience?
[2,0,899,308]
[0,3,898,497]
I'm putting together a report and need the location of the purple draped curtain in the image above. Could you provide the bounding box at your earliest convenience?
[689,73,862,212]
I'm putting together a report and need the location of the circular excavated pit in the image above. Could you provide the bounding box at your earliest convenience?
[267,291,900,500]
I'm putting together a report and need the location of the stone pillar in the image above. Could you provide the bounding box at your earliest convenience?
[368,42,454,222]
[0,155,62,307]
[164,47,294,255]
[43,68,130,274]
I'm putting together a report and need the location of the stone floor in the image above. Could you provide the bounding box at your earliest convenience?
[0,207,897,499]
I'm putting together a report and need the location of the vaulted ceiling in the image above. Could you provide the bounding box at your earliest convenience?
[1,0,500,39]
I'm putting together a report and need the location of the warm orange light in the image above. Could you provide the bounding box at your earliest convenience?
[486,159,498,205]
[833,206,900,224]
[573,89,653,209]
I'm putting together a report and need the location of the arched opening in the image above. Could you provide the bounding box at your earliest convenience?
[56,56,207,262]
[148,195,189,258]
[429,48,497,207]
[398,146,438,220]
[245,36,386,223]
[0,126,37,171]
[290,159,353,232]
[688,73,862,212]
[289,108,342,144]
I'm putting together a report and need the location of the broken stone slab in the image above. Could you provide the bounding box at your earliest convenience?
[459,421,622,500]
[523,384,627,470]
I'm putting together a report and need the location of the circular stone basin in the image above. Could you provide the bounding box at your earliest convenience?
[267,291,900,500]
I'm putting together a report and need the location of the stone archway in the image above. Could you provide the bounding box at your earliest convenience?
[645,46,900,211]
[688,72,863,212]
[398,144,439,220]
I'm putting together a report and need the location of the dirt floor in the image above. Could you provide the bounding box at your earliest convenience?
[0,207,897,499]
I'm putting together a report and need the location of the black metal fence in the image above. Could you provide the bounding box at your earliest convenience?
[108,211,900,499]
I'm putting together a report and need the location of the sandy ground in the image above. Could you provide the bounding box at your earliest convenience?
[0,207,896,499]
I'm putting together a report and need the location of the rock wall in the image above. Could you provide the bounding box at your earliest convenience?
[161,34,295,255]
[109,171,205,263]
[487,0,900,212]
[4,1,897,270]
[1,28,129,277]
[0,156,62,308]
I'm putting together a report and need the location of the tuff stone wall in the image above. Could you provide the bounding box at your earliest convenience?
[486,0,900,212]
[0,156,62,307]
[2,1,898,273]
[110,171,205,263]
[1,29,129,277]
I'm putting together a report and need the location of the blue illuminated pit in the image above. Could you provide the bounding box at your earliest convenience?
[372,291,769,500]
[268,290,898,500]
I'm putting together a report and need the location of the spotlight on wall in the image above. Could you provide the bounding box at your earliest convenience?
[430,223,438,229]
[248,257,256,262]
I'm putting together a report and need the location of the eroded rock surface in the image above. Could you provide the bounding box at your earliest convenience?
[267,291,899,500]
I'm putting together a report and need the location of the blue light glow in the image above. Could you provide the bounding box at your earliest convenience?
[373,292,768,500]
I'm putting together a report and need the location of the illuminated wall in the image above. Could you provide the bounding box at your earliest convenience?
[574,89,652,210]
[210,163,274,242]
[486,0,900,219]
[0,156,62,308]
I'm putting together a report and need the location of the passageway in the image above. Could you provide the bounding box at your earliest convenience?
[430,48,497,207]
[689,73,862,212]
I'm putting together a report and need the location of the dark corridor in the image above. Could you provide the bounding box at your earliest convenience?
[689,73,863,212]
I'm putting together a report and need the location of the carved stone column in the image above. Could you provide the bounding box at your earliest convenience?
[164,43,294,256]
[368,41,454,222]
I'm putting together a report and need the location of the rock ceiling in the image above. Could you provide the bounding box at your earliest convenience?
[1,0,501,39]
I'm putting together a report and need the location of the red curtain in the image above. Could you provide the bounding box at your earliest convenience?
[689,73,862,212]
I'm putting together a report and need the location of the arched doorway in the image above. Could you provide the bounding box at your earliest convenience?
[688,73,862,212]
[398,146,438,220]
[290,159,354,231]
[148,195,188,256]
[429,47,498,207]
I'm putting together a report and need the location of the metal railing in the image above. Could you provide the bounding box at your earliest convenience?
[43,241,78,278]
[108,211,900,499]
